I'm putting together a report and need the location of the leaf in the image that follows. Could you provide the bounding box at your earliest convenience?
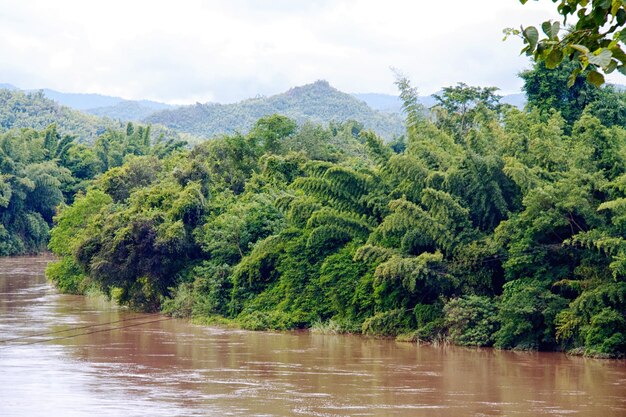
[587,70,605,86]
[523,26,539,52]
[609,44,626,64]
[588,48,613,69]
[502,27,520,41]
[617,8,626,26]
[560,5,571,18]
[570,44,590,54]
[567,69,579,88]
[537,42,548,56]
[545,48,564,68]
[618,65,626,76]
[613,0,624,17]
[551,22,560,40]
[598,0,613,10]
[612,0,622,15]
[542,21,560,40]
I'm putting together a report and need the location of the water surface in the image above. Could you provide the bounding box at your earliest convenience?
[1,255,625,416]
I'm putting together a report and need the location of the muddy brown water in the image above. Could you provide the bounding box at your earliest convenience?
[1,255,625,417]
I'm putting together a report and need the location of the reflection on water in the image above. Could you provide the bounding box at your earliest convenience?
[1,255,625,417]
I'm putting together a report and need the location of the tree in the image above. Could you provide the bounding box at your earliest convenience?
[431,83,502,140]
[586,85,626,127]
[520,60,601,125]
[0,128,74,255]
[444,295,499,346]
[510,0,626,86]
[249,114,297,154]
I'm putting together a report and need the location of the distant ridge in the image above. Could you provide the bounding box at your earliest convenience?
[0,83,18,91]
[0,88,120,142]
[40,88,124,110]
[352,92,441,113]
[144,80,406,140]
[0,88,190,144]
[39,88,177,120]
[87,100,176,121]
[0,84,177,120]
[1,81,541,141]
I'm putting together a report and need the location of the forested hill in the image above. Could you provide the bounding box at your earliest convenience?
[87,100,176,121]
[0,84,177,122]
[0,89,121,142]
[40,88,174,114]
[40,88,175,121]
[144,80,406,140]
[0,88,195,144]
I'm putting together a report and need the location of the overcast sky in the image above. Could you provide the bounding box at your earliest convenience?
[0,0,614,104]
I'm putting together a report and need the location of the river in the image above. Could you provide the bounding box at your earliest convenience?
[1,255,625,417]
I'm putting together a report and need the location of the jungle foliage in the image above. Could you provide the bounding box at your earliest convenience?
[0,89,118,142]
[0,122,185,257]
[45,68,626,357]
[0,88,197,145]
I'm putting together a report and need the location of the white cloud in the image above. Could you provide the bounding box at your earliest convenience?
[1,0,616,104]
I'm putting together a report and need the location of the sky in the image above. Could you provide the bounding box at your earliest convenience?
[0,0,617,104]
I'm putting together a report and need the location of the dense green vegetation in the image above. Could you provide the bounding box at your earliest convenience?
[0,88,196,145]
[45,64,626,358]
[0,89,120,142]
[1,83,176,114]
[144,80,405,140]
[0,122,185,256]
[87,100,177,121]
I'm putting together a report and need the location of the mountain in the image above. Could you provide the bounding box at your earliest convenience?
[0,88,190,144]
[40,88,123,110]
[86,100,176,121]
[352,93,403,113]
[501,93,526,108]
[145,80,406,140]
[39,88,177,119]
[0,89,121,142]
[352,93,438,113]
[0,85,177,120]
[1,81,531,143]
[0,83,18,91]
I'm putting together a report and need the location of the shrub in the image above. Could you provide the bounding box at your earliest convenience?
[444,295,498,346]
[237,310,298,331]
[361,309,411,336]
[45,257,86,294]
[495,280,567,350]
[162,283,195,318]
[583,308,626,358]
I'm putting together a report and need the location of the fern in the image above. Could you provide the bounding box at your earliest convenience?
[306,207,374,237]
[374,251,445,293]
[353,244,398,264]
